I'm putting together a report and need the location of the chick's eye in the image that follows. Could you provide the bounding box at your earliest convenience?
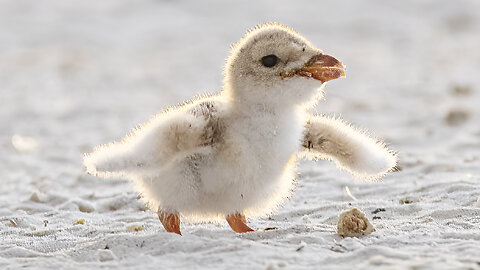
[261,54,278,68]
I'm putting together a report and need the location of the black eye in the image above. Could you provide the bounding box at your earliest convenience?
[261,54,278,68]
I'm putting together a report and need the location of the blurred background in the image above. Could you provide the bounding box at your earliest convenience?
[0,0,479,268]
[1,0,479,159]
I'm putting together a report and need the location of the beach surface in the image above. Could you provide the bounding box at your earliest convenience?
[1,0,479,269]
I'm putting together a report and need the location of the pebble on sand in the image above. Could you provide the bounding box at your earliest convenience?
[337,208,375,237]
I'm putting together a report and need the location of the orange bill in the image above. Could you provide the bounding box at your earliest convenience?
[295,54,346,82]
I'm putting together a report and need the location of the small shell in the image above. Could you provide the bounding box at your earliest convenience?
[337,208,375,237]
[74,219,85,225]
[126,225,144,232]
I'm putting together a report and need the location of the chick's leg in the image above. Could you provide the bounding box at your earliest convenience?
[226,212,254,233]
[158,209,182,235]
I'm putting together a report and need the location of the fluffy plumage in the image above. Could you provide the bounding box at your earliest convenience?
[84,23,397,227]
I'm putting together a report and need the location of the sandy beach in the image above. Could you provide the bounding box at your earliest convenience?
[1,0,479,269]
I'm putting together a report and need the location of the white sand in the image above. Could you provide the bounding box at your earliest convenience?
[1,0,479,269]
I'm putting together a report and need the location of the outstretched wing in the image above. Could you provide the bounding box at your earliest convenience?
[300,115,397,181]
[83,94,226,180]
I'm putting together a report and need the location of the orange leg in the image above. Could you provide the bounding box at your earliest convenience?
[158,209,182,235]
[226,212,254,233]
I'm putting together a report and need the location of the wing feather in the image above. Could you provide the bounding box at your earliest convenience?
[83,94,226,179]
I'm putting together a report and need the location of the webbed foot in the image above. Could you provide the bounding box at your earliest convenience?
[158,209,182,235]
[226,212,254,233]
